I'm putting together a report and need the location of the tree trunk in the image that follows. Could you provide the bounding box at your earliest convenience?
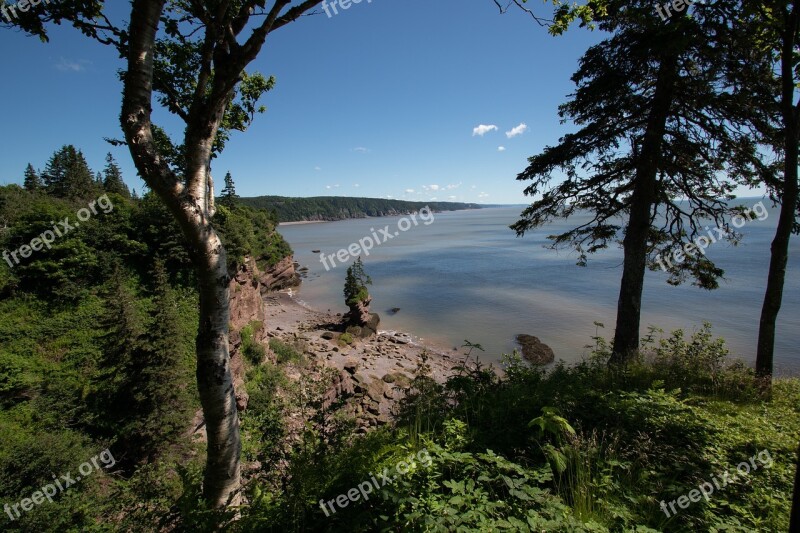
[791,440,800,532]
[610,55,678,365]
[195,232,241,507]
[120,0,240,507]
[756,2,799,380]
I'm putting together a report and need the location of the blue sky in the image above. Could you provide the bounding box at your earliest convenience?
[0,1,758,204]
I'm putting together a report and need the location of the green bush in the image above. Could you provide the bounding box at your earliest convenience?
[268,338,303,365]
[241,322,267,365]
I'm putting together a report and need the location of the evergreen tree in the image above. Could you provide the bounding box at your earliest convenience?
[91,265,144,447]
[41,145,98,200]
[344,256,372,307]
[219,171,238,208]
[132,259,190,463]
[22,164,41,192]
[102,153,131,198]
[737,0,800,380]
[510,0,758,364]
[93,261,190,469]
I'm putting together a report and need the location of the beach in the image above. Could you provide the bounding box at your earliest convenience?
[264,290,487,382]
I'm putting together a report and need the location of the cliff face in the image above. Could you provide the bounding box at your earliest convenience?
[259,255,300,292]
[227,254,300,411]
[228,257,269,411]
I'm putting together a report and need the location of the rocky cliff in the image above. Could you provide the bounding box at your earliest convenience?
[258,255,300,292]
[228,257,267,411]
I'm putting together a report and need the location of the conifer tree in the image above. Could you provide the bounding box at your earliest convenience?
[23,164,41,192]
[41,145,97,200]
[92,265,144,451]
[102,153,130,198]
[219,171,238,208]
[511,0,758,364]
[131,259,190,462]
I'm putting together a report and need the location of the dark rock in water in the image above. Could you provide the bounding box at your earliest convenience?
[515,334,555,365]
[312,250,321,253]
[388,307,401,315]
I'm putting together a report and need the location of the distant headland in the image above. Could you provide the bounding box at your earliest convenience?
[238,195,482,223]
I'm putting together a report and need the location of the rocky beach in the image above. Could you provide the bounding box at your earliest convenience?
[262,290,495,430]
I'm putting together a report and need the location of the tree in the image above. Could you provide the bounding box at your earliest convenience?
[41,145,98,200]
[92,261,190,470]
[510,0,758,364]
[134,259,191,462]
[92,265,144,451]
[10,0,324,507]
[219,171,238,208]
[23,164,41,192]
[792,439,800,531]
[102,153,130,198]
[344,256,372,308]
[741,0,800,380]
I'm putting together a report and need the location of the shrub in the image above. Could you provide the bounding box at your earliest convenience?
[241,322,266,365]
[268,338,303,365]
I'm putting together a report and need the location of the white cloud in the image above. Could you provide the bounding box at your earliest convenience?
[334,184,340,188]
[387,195,394,199]
[353,147,370,153]
[445,182,462,190]
[448,195,457,200]
[423,184,441,191]
[472,124,498,137]
[55,58,89,72]
[506,123,528,138]
[353,183,360,188]
[430,197,438,201]
[314,166,322,171]
[478,192,489,199]
[325,185,332,189]
[405,188,415,193]
[498,146,506,152]
[471,185,477,189]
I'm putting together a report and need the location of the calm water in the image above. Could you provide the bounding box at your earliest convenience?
[278,204,800,374]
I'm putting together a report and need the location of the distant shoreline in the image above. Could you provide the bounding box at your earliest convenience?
[278,220,330,226]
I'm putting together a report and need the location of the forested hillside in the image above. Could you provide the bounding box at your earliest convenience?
[0,146,296,530]
[239,195,481,223]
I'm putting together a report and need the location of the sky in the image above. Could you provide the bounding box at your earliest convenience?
[0,0,761,204]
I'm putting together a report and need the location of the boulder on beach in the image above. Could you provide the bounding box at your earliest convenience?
[515,334,555,365]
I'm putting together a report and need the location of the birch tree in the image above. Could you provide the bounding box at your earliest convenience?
[6,0,323,507]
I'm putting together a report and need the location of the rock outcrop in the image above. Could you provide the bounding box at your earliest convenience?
[228,257,271,411]
[515,334,555,365]
[259,255,300,292]
[344,296,380,338]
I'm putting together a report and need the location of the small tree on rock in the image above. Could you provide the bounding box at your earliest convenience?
[343,257,379,337]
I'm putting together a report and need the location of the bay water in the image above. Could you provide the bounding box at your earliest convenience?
[278,204,799,374]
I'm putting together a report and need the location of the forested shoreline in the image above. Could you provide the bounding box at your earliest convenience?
[239,195,481,223]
